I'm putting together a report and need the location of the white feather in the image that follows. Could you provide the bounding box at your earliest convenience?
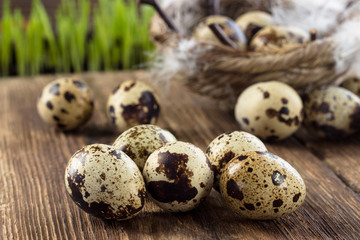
[333,15,360,77]
[271,0,349,37]
[150,39,212,91]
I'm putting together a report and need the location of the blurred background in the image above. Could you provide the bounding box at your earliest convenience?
[0,0,159,77]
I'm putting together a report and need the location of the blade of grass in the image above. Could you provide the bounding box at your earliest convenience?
[12,10,26,76]
[0,0,13,76]
[34,0,57,72]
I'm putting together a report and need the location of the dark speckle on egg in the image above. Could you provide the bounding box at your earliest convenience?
[49,83,60,95]
[73,80,86,89]
[263,91,270,99]
[46,101,53,110]
[271,171,286,186]
[64,91,76,102]
[226,178,244,201]
[273,199,283,207]
[149,151,197,203]
[121,91,160,125]
[244,203,255,211]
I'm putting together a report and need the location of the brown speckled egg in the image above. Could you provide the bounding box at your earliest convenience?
[220,151,306,220]
[235,11,273,41]
[250,26,309,52]
[65,144,146,220]
[143,141,214,212]
[235,81,303,141]
[113,124,177,171]
[341,77,360,97]
[303,86,360,140]
[37,78,94,131]
[205,131,267,191]
[192,15,247,50]
[107,80,160,132]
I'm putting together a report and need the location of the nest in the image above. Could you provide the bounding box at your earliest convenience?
[149,0,351,109]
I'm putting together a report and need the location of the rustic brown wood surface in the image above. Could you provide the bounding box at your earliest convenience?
[1,71,360,240]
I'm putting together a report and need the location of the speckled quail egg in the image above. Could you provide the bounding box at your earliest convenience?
[192,15,247,50]
[205,131,267,191]
[107,80,160,132]
[220,151,306,220]
[250,26,309,52]
[113,124,177,171]
[143,141,214,212]
[65,144,146,220]
[303,86,360,140]
[235,11,273,41]
[235,81,303,141]
[37,78,94,131]
[341,77,360,97]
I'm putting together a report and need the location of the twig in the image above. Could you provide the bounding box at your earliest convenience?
[209,23,238,49]
[139,0,178,32]
[212,0,220,15]
[310,29,317,41]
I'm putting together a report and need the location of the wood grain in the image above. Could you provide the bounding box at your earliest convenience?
[296,128,360,194]
[1,71,360,239]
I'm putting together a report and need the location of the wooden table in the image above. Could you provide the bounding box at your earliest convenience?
[1,71,360,239]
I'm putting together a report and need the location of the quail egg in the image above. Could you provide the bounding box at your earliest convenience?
[303,86,360,140]
[250,26,309,52]
[235,81,303,141]
[205,131,267,191]
[341,77,360,97]
[143,141,214,212]
[65,144,146,220]
[107,80,161,132]
[192,15,247,50]
[220,151,306,220]
[37,78,94,131]
[235,11,273,41]
[113,124,177,171]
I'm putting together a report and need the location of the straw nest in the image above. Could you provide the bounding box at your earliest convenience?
[149,0,351,109]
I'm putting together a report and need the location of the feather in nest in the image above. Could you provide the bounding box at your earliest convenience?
[151,0,360,88]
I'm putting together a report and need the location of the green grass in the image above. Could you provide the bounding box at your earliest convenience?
[0,0,154,76]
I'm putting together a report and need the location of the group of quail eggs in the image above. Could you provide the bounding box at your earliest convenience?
[233,74,360,141]
[64,125,306,221]
[37,78,160,132]
[192,10,310,52]
[37,75,307,221]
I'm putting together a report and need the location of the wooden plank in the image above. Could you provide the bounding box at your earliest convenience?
[296,128,360,194]
[1,72,360,239]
